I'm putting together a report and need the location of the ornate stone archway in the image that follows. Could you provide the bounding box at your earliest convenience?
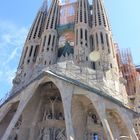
[0,102,20,139]
[18,81,68,140]
[106,109,130,140]
[72,95,106,140]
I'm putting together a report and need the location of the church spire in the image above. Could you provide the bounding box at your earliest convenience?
[76,0,91,25]
[45,0,59,30]
[26,0,48,41]
[93,0,110,30]
[37,0,60,67]
[91,0,118,73]
[40,0,48,13]
[17,0,48,80]
[74,0,91,66]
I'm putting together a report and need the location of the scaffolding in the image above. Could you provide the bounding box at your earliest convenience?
[116,46,138,97]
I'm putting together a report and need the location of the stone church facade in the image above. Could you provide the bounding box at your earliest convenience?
[0,0,139,140]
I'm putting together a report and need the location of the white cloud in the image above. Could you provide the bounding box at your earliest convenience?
[0,21,28,49]
[0,20,28,97]
[4,48,18,65]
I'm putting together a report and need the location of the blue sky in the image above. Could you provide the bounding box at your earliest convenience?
[0,0,140,99]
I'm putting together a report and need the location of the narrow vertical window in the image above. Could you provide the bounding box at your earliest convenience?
[29,45,33,57]
[80,29,83,39]
[33,45,39,62]
[43,36,46,47]
[90,35,94,50]
[85,30,87,41]
[33,45,39,57]
[48,35,51,46]
[100,32,104,44]
[96,33,99,50]
[93,62,96,70]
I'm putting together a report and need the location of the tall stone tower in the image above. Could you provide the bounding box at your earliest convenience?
[0,0,140,140]
[92,0,118,70]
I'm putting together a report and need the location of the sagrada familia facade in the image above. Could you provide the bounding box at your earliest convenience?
[0,0,140,140]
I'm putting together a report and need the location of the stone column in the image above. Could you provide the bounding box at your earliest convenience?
[72,96,86,140]
[89,96,115,140]
[59,82,75,140]
[28,100,42,140]
[118,108,139,140]
[1,82,38,140]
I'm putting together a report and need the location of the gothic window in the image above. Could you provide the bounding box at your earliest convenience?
[100,32,104,44]
[90,35,94,50]
[96,33,99,50]
[34,45,39,57]
[85,30,88,41]
[29,45,33,57]
[33,45,39,62]
[48,35,51,46]
[80,29,83,39]
[43,36,46,47]
[93,62,96,70]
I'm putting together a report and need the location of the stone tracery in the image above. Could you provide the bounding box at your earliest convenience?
[36,83,67,140]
